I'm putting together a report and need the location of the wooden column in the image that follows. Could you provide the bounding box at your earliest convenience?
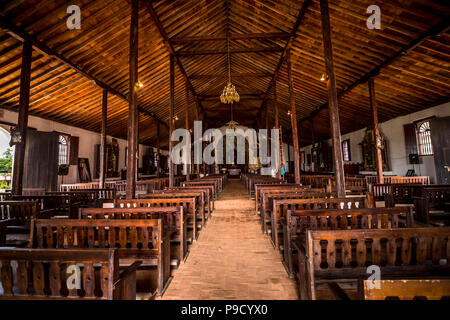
[99,89,107,188]
[320,0,345,197]
[126,0,139,199]
[311,119,315,172]
[195,97,201,178]
[169,54,175,187]
[265,102,270,157]
[286,49,301,185]
[156,121,160,178]
[273,79,281,179]
[369,78,384,184]
[12,41,32,195]
[185,78,190,181]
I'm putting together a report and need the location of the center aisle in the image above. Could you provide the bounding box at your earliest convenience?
[160,179,298,300]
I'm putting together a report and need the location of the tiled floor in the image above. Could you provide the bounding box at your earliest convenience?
[160,179,298,300]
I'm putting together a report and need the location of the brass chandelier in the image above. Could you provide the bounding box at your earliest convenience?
[220,36,240,104]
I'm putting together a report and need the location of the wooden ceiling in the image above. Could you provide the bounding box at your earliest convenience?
[0,0,448,148]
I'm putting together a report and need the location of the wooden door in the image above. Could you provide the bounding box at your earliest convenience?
[430,117,450,184]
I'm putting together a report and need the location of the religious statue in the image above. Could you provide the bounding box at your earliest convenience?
[360,128,389,171]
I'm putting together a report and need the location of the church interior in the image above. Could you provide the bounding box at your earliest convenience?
[0,0,449,301]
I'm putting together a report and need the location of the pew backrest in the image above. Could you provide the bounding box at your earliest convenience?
[0,201,40,227]
[364,280,450,300]
[305,227,450,299]
[0,248,133,300]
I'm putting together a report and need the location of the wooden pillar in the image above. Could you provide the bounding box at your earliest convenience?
[169,54,175,187]
[185,78,190,181]
[320,0,345,197]
[99,89,107,188]
[265,102,270,157]
[286,49,301,185]
[311,119,315,172]
[156,121,160,178]
[195,97,201,178]
[126,0,139,199]
[369,78,384,184]
[12,41,32,195]
[273,79,281,179]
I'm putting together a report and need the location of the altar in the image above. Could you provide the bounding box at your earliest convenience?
[228,168,241,177]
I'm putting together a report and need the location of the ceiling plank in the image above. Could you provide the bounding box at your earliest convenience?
[143,0,206,117]
[253,0,312,126]
[177,46,284,56]
[298,14,450,124]
[170,32,290,43]
[0,13,169,128]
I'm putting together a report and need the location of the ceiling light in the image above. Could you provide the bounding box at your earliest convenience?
[220,36,239,104]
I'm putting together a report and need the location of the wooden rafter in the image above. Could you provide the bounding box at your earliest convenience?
[143,0,206,117]
[170,32,290,43]
[253,0,312,126]
[0,14,169,129]
[177,46,284,56]
[298,14,450,125]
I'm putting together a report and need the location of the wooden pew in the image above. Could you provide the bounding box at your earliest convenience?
[166,186,213,214]
[113,180,162,197]
[301,175,333,189]
[32,218,170,296]
[182,181,217,201]
[298,227,450,300]
[148,191,207,226]
[0,248,141,300]
[12,195,73,218]
[364,280,450,300]
[115,198,198,242]
[248,178,284,199]
[80,206,187,267]
[0,192,12,201]
[0,201,50,246]
[194,177,223,193]
[60,182,99,191]
[414,185,450,224]
[46,189,116,212]
[260,189,327,233]
[285,206,413,278]
[372,183,422,203]
[254,183,302,214]
[275,196,367,249]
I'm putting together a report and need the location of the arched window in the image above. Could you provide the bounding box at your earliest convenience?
[58,135,69,165]
[417,121,433,156]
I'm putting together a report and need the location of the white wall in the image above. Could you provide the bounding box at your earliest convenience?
[0,108,164,186]
[300,102,450,183]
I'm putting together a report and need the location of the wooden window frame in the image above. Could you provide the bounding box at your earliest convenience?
[415,118,434,156]
[342,139,351,162]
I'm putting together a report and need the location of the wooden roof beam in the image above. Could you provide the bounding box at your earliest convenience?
[170,32,290,43]
[190,72,272,79]
[143,0,206,118]
[0,14,169,129]
[176,46,284,56]
[253,0,312,126]
[298,14,450,125]
[199,93,264,101]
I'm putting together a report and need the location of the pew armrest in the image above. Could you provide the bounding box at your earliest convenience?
[327,282,351,300]
[38,209,55,219]
[0,219,13,245]
[115,260,142,287]
[114,260,142,300]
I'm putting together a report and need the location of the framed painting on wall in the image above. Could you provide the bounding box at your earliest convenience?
[78,158,92,182]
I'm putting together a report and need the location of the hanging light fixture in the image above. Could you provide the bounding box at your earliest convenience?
[220,36,239,104]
